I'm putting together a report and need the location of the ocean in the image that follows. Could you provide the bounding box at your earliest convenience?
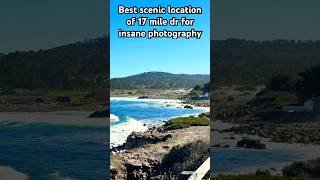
[211,148,304,175]
[0,100,312,179]
[110,97,208,148]
[0,112,107,180]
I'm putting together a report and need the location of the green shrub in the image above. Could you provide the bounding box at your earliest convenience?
[163,116,209,131]
[283,158,320,178]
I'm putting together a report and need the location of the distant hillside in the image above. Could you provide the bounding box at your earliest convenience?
[110,72,209,90]
[0,37,109,90]
[212,39,320,86]
[3,37,320,90]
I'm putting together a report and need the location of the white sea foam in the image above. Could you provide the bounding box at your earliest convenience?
[111,96,209,112]
[110,114,120,122]
[110,97,209,148]
[110,116,148,148]
[111,97,182,104]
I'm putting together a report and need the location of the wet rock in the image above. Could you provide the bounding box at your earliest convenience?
[184,105,193,109]
[223,145,230,148]
[212,144,221,148]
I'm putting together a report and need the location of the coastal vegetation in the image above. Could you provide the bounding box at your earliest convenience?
[244,64,320,121]
[211,53,320,176]
[157,140,209,179]
[0,37,110,112]
[283,158,320,178]
[3,38,320,91]
[163,116,209,131]
[0,37,108,90]
[212,39,320,87]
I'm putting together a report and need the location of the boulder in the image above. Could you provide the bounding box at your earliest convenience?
[88,110,109,118]
[236,138,266,149]
[223,145,230,148]
[184,105,193,109]
[125,132,172,149]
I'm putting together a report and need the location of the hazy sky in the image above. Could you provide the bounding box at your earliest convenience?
[0,0,108,53]
[110,0,210,78]
[213,0,320,40]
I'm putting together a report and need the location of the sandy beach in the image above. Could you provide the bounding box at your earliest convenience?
[0,111,107,126]
[0,166,28,180]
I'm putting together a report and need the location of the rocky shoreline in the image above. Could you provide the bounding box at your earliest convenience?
[211,104,320,145]
[209,85,320,176]
[222,122,320,145]
[211,120,320,176]
[110,125,210,179]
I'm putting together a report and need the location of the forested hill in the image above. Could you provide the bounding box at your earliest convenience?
[110,72,210,90]
[212,39,320,86]
[3,37,320,90]
[0,37,109,89]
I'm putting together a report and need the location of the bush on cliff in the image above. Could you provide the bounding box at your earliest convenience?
[283,158,320,178]
[157,140,209,179]
[163,116,209,131]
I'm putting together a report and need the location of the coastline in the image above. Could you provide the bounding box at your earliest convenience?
[211,120,320,175]
[0,111,107,126]
[110,96,210,179]
[111,125,210,179]
[0,166,28,180]
[110,96,209,148]
[111,96,210,111]
[0,103,103,113]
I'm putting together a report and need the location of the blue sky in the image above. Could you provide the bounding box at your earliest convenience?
[110,0,210,78]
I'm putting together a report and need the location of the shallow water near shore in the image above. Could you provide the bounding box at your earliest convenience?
[0,112,107,180]
[211,120,320,176]
[211,148,304,175]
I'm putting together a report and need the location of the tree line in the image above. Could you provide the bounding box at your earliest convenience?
[212,39,320,87]
[0,37,109,90]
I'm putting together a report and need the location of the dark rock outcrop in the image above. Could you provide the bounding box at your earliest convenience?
[237,138,266,149]
[125,159,159,180]
[184,105,193,109]
[125,132,172,149]
[88,110,109,118]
